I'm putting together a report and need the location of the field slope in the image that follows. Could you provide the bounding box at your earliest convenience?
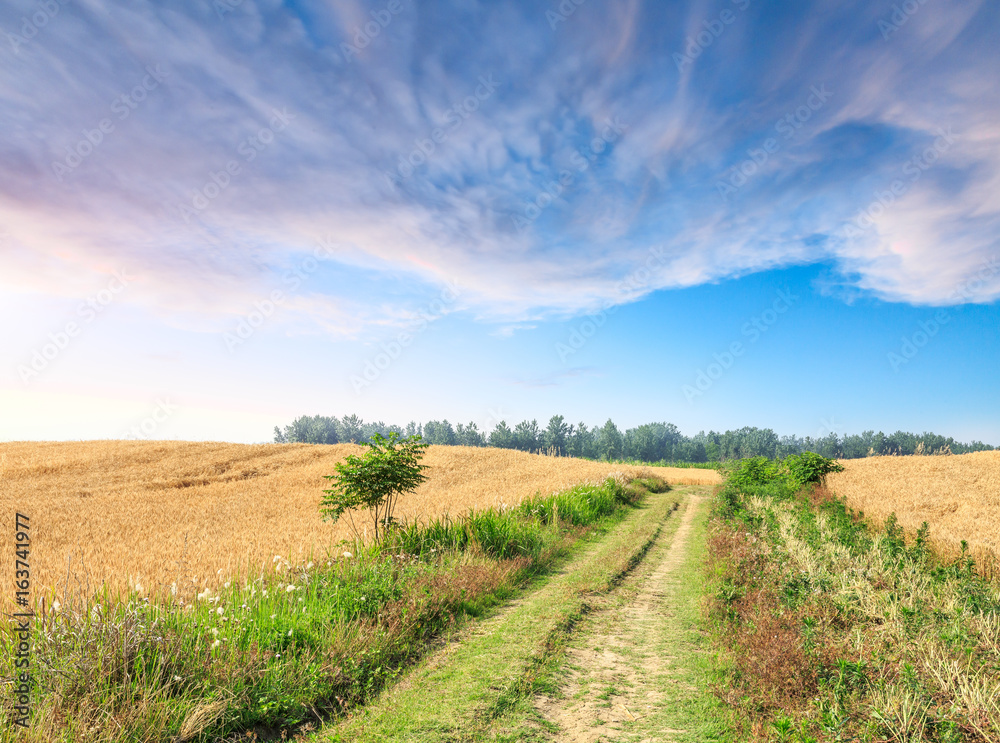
[828,451,1000,561]
[0,441,719,602]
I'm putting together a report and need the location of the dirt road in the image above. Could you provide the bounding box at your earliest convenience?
[536,493,728,742]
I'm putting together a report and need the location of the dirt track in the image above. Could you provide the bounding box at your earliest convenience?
[536,493,717,742]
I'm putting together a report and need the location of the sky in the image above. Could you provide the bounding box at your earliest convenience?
[0,0,998,444]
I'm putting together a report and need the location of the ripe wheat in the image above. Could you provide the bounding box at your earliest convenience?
[0,440,719,602]
[827,451,1000,564]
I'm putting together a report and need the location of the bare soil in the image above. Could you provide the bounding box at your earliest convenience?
[535,495,705,742]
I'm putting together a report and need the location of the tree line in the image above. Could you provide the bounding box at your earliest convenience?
[273,415,995,462]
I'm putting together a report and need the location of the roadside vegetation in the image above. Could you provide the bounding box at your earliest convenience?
[0,472,666,742]
[707,453,1000,742]
[317,481,682,743]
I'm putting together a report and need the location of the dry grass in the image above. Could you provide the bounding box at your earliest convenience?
[0,440,719,602]
[827,451,1000,562]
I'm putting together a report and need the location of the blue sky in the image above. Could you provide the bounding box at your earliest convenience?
[1,0,998,443]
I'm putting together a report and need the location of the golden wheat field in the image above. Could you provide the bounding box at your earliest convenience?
[827,451,1000,562]
[0,441,719,603]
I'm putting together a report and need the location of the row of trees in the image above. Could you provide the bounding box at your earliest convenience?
[274,415,995,462]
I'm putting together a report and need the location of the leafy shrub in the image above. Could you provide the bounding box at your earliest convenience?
[783,451,844,486]
[320,432,429,542]
[723,453,843,491]
[722,456,784,489]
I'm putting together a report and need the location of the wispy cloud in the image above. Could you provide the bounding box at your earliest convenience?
[1,0,998,342]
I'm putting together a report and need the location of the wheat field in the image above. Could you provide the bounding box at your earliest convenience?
[827,451,1000,562]
[0,440,719,602]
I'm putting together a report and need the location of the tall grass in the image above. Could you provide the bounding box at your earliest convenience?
[0,475,659,742]
[707,470,1000,742]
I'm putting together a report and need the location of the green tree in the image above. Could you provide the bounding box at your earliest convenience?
[456,421,485,447]
[320,433,429,543]
[423,419,457,446]
[598,419,623,461]
[513,419,540,452]
[567,422,593,458]
[488,420,514,448]
[339,414,365,443]
[275,415,339,444]
[543,415,569,455]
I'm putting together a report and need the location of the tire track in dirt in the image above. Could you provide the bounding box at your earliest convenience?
[535,494,705,742]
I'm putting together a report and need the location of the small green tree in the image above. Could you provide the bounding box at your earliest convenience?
[320,433,429,543]
[784,451,844,487]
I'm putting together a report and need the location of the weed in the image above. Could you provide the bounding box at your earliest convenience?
[706,460,1000,742]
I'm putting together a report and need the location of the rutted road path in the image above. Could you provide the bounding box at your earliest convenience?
[535,494,727,742]
[309,487,727,743]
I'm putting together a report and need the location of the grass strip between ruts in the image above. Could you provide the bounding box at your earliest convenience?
[311,489,683,742]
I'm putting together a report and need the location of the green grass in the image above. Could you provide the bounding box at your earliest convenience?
[616,496,736,742]
[708,473,1000,742]
[582,455,723,470]
[529,493,733,743]
[0,476,660,742]
[309,487,681,742]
